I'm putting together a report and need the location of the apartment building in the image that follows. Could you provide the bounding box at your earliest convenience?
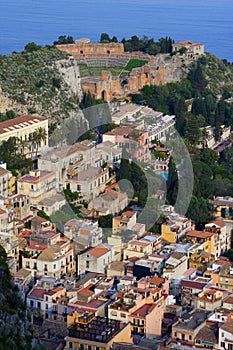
[65,314,132,350]
[112,211,137,234]
[0,114,48,147]
[17,169,57,207]
[0,164,16,197]
[161,212,194,243]
[66,166,110,201]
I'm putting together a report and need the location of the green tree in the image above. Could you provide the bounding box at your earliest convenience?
[24,42,40,52]
[100,33,111,43]
[166,157,178,205]
[0,245,33,349]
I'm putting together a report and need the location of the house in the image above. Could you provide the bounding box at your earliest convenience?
[7,194,30,220]
[95,141,122,164]
[211,196,233,220]
[172,310,210,345]
[172,40,204,58]
[37,193,66,216]
[162,252,188,280]
[129,300,164,338]
[22,236,74,278]
[103,126,151,162]
[88,188,128,217]
[205,219,230,254]
[38,140,96,191]
[77,244,114,277]
[0,164,16,197]
[66,166,111,201]
[219,319,233,350]
[161,212,193,243]
[113,211,137,234]
[197,288,223,311]
[65,314,132,350]
[17,169,57,207]
[110,103,143,125]
[123,239,153,260]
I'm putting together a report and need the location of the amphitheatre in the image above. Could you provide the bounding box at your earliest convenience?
[57,38,204,102]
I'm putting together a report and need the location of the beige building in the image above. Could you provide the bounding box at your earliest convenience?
[113,211,137,234]
[88,188,128,217]
[65,314,132,350]
[0,114,48,148]
[66,166,111,201]
[17,169,56,207]
[77,244,114,277]
[22,237,74,278]
[0,164,16,197]
[38,140,96,191]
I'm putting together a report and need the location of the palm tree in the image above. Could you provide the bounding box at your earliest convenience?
[31,127,47,157]
[37,127,47,146]
[17,138,28,155]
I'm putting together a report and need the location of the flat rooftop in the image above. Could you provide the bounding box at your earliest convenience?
[68,316,125,343]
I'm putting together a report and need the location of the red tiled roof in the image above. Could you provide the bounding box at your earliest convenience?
[131,303,156,318]
[0,114,46,135]
[149,276,164,286]
[208,219,225,228]
[89,245,110,258]
[78,283,95,297]
[187,230,213,239]
[0,208,6,214]
[181,280,208,290]
[224,296,233,305]
[28,288,46,299]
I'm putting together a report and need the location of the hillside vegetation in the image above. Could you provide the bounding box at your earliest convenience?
[0,45,82,122]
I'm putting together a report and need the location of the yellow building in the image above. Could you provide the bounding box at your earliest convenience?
[161,214,193,243]
[65,313,132,350]
[0,114,48,150]
[17,169,56,207]
[187,230,216,258]
[0,165,16,197]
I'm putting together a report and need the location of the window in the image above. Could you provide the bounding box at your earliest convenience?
[30,300,34,307]
[86,261,89,268]
[69,342,73,349]
[96,347,100,350]
[37,302,41,309]
[88,346,92,350]
[53,264,56,270]
[120,313,126,318]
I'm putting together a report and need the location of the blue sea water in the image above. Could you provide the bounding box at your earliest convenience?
[0,0,232,62]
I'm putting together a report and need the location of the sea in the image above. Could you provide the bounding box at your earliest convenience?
[0,0,233,62]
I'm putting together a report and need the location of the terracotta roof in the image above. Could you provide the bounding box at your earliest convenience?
[89,245,110,258]
[181,280,208,290]
[221,322,233,334]
[0,167,11,177]
[28,288,46,299]
[131,303,156,318]
[224,296,233,305]
[209,219,225,228]
[0,208,6,214]
[78,283,95,297]
[216,259,233,266]
[149,276,164,286]
[0,114,46,135]
[187,230,213,239]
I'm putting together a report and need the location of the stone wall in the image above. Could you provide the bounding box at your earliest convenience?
[56,42,124,58]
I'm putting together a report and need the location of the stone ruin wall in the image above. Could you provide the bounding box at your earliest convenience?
[56,42,124,57]
[57,42,192,102]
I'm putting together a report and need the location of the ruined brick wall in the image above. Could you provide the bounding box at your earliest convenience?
[81,65,165,102]
[56,42,124,57]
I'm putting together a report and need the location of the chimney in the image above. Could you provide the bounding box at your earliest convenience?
[227,313,232,323]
